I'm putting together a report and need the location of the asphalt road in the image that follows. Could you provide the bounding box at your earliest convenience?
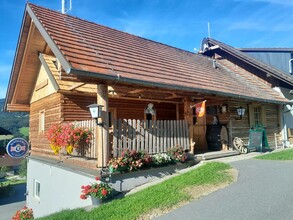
[0,183,26,220]
[157,159,293,220]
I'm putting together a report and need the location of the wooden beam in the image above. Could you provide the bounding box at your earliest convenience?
[35,79,48,91]
[128,89,145,94]
[109,95,183,104]
[7,104,30,112]
[69,82,86,91]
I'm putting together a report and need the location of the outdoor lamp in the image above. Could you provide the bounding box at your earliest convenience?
[236,106,245,119]
[87,104,103,125]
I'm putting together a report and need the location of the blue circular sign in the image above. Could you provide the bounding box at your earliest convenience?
[6,138,29,158]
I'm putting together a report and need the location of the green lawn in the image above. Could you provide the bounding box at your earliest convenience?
[38,162,233,220]
[255,148,293,160]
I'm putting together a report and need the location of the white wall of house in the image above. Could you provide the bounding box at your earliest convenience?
[275,87,293,144]
[26,158,95,218]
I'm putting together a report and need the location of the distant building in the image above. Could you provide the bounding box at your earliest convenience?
[240,48,293,76]
[240,48,293,144]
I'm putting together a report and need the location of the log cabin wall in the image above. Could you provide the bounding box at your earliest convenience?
[110,99,178,120]
[220,100,280,148]
[30,93,62,156]
[61,94,179,121]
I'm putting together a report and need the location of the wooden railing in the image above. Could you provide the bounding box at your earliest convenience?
[74,119,97,159]
[112,119,190,157]
[73,119,190,159]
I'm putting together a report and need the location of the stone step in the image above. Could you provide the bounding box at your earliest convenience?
[195,150,240,161]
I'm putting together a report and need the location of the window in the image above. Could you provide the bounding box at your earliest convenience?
[249,104,266,128]
[39,110,45,133]
[34,180,41,199]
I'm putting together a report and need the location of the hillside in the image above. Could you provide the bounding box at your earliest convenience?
[0,98,29,139]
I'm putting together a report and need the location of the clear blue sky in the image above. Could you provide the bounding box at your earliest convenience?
[1,0,293,99]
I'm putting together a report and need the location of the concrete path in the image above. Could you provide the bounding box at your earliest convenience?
[157,157,293,220]
[0,183,26,220]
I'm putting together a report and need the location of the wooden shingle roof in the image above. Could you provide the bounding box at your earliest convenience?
[5,3,291,108]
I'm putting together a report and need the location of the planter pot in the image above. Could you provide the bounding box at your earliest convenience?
[90,196,102,206]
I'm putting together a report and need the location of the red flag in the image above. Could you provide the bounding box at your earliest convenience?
[195,101,206,117]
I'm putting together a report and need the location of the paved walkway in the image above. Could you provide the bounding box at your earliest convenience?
[0,183,26,220]
[157,156,293,220]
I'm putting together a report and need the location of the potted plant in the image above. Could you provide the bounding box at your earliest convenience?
[12,206,34,220]
[46,123,92,155]
[80,177,113,205]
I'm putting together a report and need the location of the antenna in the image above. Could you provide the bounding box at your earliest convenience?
[208,22,211,38]
[61,0,72,14]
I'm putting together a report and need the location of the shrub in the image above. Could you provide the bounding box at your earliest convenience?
[19,159,27,178]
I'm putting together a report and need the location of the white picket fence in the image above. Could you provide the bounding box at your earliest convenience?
[112,119,189,157]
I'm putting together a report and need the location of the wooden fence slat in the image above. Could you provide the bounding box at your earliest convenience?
[137,120,141,151]
[170,120,174,148]
[184,121,189,149]
[118,119,122,157]
[152,121,158,154]
[179,120,183,147]
[166,120,170,151]
[141,120,145,151]
[163,120,167,152]
[123,119,127,151]
[128,119,132,149]
[149,120,153,154]
[132,119,137,151]
[145,120,149,153]
[113,119,118,157]
[159,121,163,152]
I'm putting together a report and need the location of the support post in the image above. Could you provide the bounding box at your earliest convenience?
[96,84,109,167]
[183,98,194,153]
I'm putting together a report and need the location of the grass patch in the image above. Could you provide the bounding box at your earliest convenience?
[255,148,293,160]
[39,162,233,220]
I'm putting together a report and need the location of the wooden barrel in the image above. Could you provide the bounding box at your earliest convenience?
[206,125,222,151]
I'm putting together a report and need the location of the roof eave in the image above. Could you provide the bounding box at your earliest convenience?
[4,4,29,111]
[26,3,72,74]
[71,68,289,105]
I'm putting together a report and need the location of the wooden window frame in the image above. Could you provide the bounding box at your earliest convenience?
[249,104,267,128]
[34,179,41,200]
[39,110,45,134]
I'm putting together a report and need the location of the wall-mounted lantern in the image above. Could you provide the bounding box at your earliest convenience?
[87,104,103,125]
[236,106,245,119]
